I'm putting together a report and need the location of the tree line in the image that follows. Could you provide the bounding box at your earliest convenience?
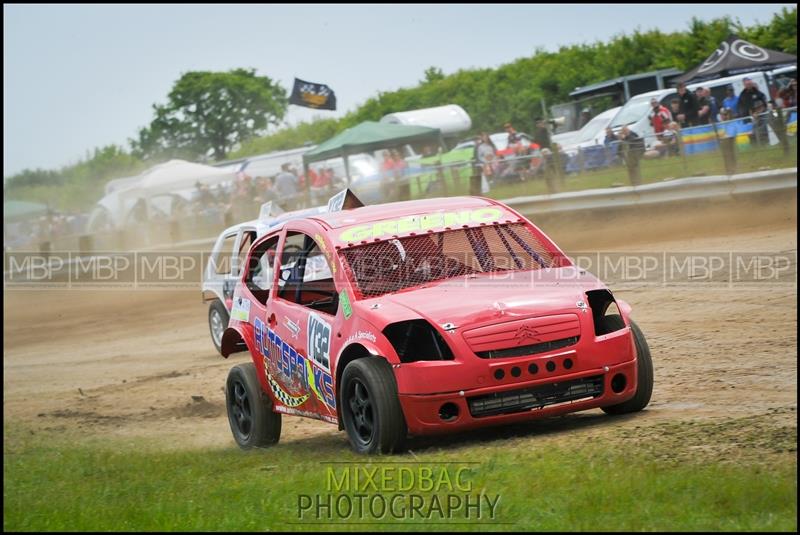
[4,8,796,211]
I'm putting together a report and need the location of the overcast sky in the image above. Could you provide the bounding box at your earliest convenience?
[3,3,794,176]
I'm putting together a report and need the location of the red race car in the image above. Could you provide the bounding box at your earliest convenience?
[220,191,653,454]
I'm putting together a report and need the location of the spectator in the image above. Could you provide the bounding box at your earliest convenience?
[289,165,305,190]
[504,122,520,146]
[676,82,699,126]
[659,121,681,157]
[306,167,324,188]
[533,118,552,151]
[648,97,672,138]
[319,167,337,190]
[603,126,618,146]
[475,132,497,192]
[619,126,645,161]
[696,87,715,125]
[195,182,214,210]
[707,88,719,121]
[475,133,496,166]
[722,86,739,118]
[778,79,797,109]
[254,176,277,203]
[737,77,768,118]
[307,167,330,204]
[669,98,686,128]
[391,149,407,178]
[749,97,769,146]
[718,108,739,138]
[380,150,395,179]
[274,163,299,199]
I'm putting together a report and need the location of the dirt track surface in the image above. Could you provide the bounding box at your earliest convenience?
[4,208,797,453]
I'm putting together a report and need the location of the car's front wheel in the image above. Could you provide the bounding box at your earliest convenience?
[225,363,281,449]
[340,358,406,454]
[602,320,654,415]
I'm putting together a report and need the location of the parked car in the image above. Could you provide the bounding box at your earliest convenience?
[217,192,654,454]
[558,106,622,154]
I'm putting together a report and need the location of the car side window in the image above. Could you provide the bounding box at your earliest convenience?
[244,235,280,305]
[213,233,238,275]
[235,230,256,276]
[277,232,337,316]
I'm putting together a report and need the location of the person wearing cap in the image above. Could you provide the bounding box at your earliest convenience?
[737,77,767,118]
[722,86,739,119]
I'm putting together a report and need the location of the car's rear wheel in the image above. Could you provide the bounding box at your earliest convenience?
[340,358,406,455]
[225,363,281,449]
[208,300,229,355]
[602,320,654,415]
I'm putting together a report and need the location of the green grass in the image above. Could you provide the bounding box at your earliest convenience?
[4,423,796,531]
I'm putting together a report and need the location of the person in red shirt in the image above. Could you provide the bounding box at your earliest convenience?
[648,97,672,140]
[391,149,407,177]
[381,151,395,178]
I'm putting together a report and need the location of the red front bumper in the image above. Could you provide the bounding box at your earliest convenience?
[398,359,637,436]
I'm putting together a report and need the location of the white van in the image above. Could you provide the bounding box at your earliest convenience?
[557,106,622,154]
[607,67,796,147]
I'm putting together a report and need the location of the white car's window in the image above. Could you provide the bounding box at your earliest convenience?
[610,98,651,128]
[213,233,238,275]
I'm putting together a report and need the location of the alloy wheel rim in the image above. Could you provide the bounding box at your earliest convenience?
[347,379,375,445]
[230,380,252,438]
[210,310,224,347]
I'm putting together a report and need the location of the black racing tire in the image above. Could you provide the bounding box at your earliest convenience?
[340,358,407,455]
[225,363,281,449]
[208,300,230,355]
[602,320,654,415]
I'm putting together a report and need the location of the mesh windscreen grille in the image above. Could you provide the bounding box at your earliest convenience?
[339,223,555,298]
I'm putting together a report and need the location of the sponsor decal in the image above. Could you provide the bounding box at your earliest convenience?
[340,289,353,319]
[230,296,251,322]
[345,330,377,344]
[308,312,332,372]
[276,405,337,424]
[254,316,336,410]
[338,207,504,242]
[285,317,301,338]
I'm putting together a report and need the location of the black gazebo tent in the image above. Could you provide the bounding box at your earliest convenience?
[674,35,796,85]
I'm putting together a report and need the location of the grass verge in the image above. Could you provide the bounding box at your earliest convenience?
[3,420,797,531]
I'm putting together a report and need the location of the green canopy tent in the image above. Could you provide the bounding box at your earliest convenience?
[301,121,444,195]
